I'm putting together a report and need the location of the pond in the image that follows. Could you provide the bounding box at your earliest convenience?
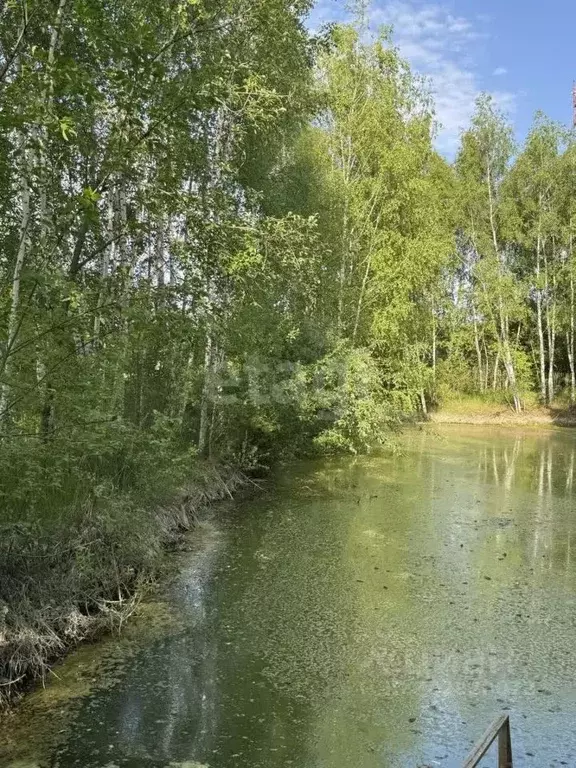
[2,426,576,768]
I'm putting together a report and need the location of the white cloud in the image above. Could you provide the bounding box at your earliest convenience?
[370,1,516,155]
[307,0,516,157]
[493,67,508,77]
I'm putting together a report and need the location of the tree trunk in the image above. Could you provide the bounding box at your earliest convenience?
[501,336,521,411]
[0,151,30,425]
[198,332,213,457]
[94,192,114,340]
[337,213,347,334]
[569,255,576,405]
[546,272,556,405]
[352,252,371,345]
[544,248,556,405]
[37,0,70,437]
[38,0,69,233]
[336,133,354,337]
[111,179,131,418]
[547,309,556,405]
[431,303,437,395]
[567,332,575,407]
[419,389,427,416]
[535,233,547,403]
[156,216,165,289]
[487,162,520,412]
[472,309,483,392]
[492,350,500,391]
[499,300,521,411]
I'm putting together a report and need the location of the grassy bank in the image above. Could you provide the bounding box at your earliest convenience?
[0,452,249,711]
[430,394,576,426]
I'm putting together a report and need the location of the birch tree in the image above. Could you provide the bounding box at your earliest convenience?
[456,96,524,412]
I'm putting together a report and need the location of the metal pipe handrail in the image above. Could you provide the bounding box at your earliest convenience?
[462,714,513,768]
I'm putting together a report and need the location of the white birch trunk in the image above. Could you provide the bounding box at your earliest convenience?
[492,350,500,391]
[0,152,30,424]
[111,179,131,417]
[487,162,520,411]
[546,271,556,404]
[94,193,114,340]
[432,303,437,385]
[472,309,483,392]
[569,256,576,405]
[198,333,213,456]
[535,232,547,403]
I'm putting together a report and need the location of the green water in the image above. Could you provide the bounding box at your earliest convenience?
[3,426,576,768]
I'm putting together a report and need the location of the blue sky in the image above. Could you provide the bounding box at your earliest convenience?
[307,0,576,156]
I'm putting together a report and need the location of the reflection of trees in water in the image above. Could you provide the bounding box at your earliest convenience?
[57,491,323,768]
[567,447,575,492]
[472,434,576,578]
[207,473,361,768]
[411,431,576,764]
[529,440,576,575]
[309,460,423,767]
[504,438,521,490]
[55,547,224,767]
[476,439,522,489]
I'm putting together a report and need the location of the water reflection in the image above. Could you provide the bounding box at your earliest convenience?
[50,540,226,767]
[4,426,576,768]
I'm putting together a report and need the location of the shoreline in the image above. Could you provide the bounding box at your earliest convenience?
[0,464,252,713]
[426,409,576,427]
[2,407,573,713]
[0,523,226,765]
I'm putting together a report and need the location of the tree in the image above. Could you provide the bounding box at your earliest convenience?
[503,115,565,404]
[456,96,524,412]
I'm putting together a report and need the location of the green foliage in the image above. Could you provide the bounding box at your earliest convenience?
[447,98,576,410]
[307,347,397,454]
[4,0,576,701]
[436,357,477,401]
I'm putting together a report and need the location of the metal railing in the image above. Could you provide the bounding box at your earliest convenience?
[462,714,513,768]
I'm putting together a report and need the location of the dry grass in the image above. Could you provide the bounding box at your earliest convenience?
[430,394,576,426]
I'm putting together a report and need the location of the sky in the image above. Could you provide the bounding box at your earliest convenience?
[307,0,576,157]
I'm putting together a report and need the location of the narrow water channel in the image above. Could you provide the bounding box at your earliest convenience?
[3,426,576,768]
